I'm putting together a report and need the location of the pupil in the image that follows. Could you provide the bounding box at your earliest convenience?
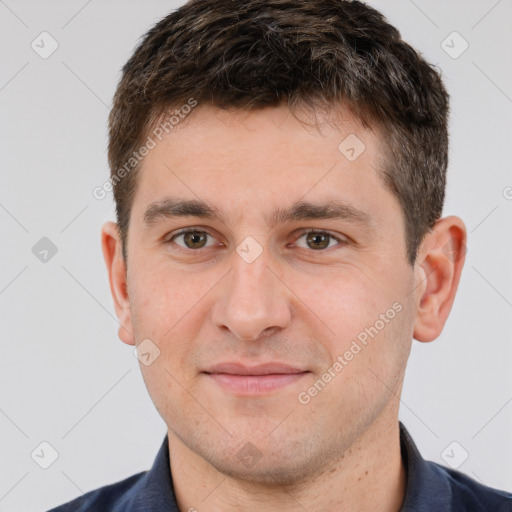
[186,231,206,248]
[307,232,329,250]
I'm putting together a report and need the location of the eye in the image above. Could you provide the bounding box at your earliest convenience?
[169,229,218,250]
[293,229,347,251]
[166,228,347,252]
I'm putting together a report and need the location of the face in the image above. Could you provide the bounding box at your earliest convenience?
[113,104,423,483]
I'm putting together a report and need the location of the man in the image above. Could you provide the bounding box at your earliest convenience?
[49,0,511,510]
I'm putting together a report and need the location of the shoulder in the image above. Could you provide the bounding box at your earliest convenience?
[398,422,511,511]
[46,471,147,512]
[427,460,512,511]
[46,434,176,512]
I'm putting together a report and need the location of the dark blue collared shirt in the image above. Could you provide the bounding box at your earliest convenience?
[47,422,512,511]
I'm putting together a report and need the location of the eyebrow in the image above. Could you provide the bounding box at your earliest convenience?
[143,198,375,230]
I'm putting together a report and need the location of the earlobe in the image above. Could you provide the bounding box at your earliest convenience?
[413,216,467,343]
[101,221,135,345]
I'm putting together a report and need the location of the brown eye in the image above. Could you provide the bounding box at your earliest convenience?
[183,231,207,248]
[294,230,346,251]
[305,232,330,250]
[171,230,214,249]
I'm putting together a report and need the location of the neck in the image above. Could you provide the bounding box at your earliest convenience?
[168,412,407,512]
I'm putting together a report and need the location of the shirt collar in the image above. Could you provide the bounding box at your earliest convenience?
[128,433,178,511]
[398,420,452,511]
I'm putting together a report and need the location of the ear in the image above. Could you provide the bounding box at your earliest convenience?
[413,215,467,342]
[101,221,135,345]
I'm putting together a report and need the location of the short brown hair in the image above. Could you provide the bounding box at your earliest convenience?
[108,0,449,266]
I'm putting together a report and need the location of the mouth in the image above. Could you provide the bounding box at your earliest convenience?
[202,362,310,395]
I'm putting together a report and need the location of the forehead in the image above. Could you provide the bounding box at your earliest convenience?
[131,103,399,228]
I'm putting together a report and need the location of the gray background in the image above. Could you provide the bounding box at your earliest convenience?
[0,1,511,511]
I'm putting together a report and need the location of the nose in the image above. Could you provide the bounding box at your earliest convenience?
[211,248,291,341]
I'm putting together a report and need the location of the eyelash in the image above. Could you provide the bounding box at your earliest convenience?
[167,228,348,252]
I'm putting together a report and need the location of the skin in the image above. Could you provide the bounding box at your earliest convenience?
[102,103,466,512]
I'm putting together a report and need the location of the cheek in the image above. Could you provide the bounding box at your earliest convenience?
[307,268,409,382]
[129,262,199,332]
[300,270,384,342]
[128,263,215,375]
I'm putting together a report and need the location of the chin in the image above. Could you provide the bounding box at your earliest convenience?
[213,458,311,487]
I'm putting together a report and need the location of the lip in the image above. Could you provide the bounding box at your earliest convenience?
[202,362,309,395]
[204,362,306,376]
